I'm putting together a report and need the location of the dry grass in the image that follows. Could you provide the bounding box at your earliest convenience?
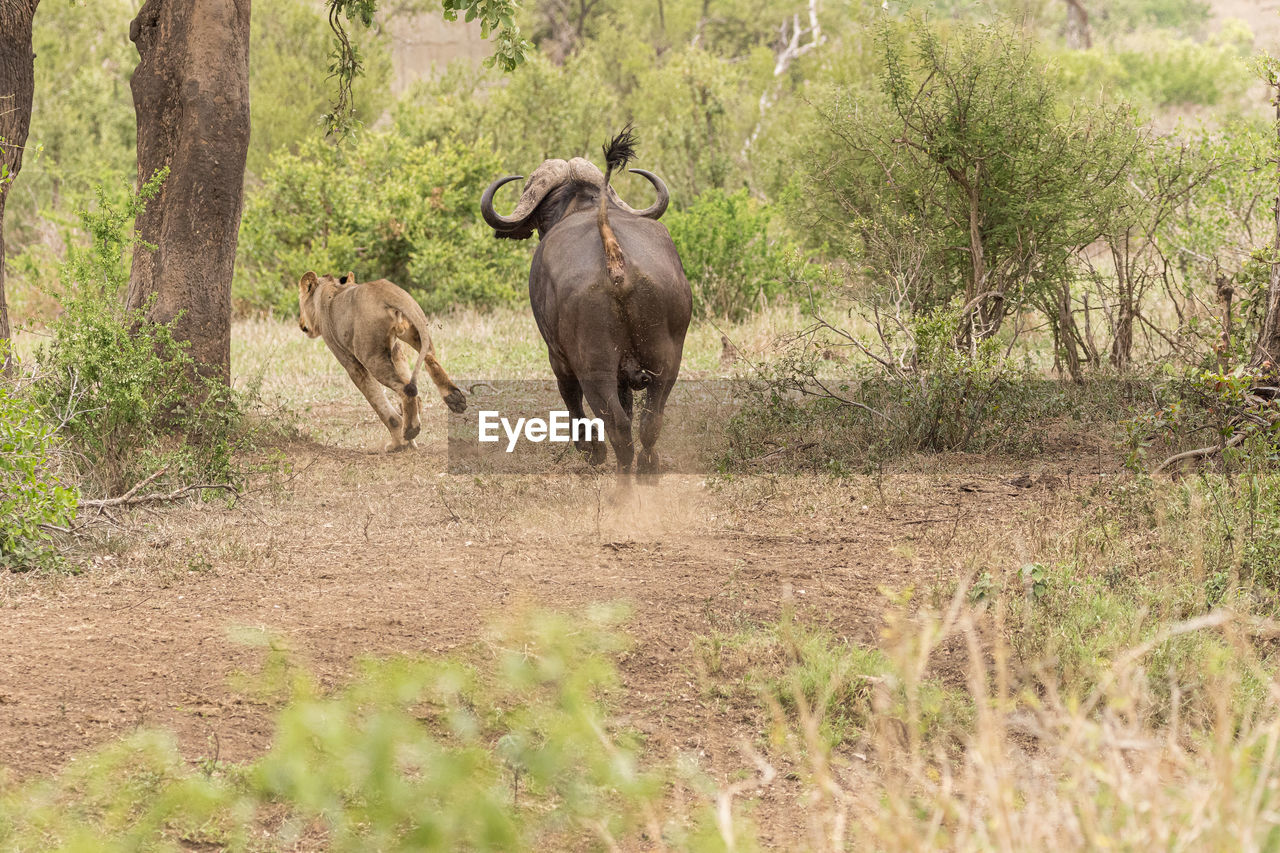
[753,599,1280,851]
[231,302,808,404]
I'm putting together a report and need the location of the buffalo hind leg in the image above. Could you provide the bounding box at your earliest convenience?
[619,383,634,421]
[581,379,634,478]
[555,370,606,465]
[636,378,676,480]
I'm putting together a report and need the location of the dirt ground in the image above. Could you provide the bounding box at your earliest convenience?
[0,390,1123,826]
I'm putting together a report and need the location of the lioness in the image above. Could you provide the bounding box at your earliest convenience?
[297,270,466,451]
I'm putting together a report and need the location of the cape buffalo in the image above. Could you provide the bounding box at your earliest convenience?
[480,128,693,480]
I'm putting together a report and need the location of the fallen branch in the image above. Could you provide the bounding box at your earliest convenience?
[1155,431,1248,474]
[90,467,167,505]
[79,484,238,510]
[78,468,239,510]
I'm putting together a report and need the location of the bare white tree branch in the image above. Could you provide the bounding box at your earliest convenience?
[743,0,824,157]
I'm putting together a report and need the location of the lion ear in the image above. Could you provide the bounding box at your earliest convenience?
[339,271,354,285]
[300,271,318,292]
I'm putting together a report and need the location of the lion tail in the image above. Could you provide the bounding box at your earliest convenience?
[598,124,636,292]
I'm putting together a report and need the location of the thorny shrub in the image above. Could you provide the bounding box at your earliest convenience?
[663,188,800,321]
[33,172,250,497]
[720,298,1132,472]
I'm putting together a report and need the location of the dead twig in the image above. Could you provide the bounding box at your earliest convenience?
[77,468,240,509]
[437,489,462,524]
[78,483,239,509]
[90,467,168,504]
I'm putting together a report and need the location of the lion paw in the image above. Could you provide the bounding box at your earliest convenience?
[444,389,467,413]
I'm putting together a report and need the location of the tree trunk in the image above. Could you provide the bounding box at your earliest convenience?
[1063,0,1092,50]
[0,0,39,370]
[1253,81,1280,374]
[1217,273,1234,372]
[961,173,985,308]
[950,165,1007,343]
[1109,237,1133,371]
[126,0,251,386]
[1058,282,1084,384]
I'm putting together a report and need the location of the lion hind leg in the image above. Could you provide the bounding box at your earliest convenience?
[367,345,421,444]
[395,323,464,415]
[386,310,424,398]
[340,357,405,448]
[389,342,422,442]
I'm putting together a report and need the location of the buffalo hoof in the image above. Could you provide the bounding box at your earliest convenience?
[581,440,607,466]
[636,448,659,477]
[444,389,467,413]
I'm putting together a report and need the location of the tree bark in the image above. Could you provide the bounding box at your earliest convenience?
[1217,273,1234,372]
[0,0,39,370]
[1063,0,1092,50]
[1109,236,1133,371]
[126,0,251,385]
[1057,282,1084,383]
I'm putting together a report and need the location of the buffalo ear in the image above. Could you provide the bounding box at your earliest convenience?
[300,271,319,293]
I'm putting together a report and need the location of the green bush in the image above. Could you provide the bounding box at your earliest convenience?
[665,188,798,320]
[1057,26,1251,108]
[234,132,530,316]
[770,623,962,750]
[791,17,1140,335]
[35,174,245,497]
[0,365,77,571]
[1127,369,1280,595]
[0,609,750,851]
[719,300,1089,471]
